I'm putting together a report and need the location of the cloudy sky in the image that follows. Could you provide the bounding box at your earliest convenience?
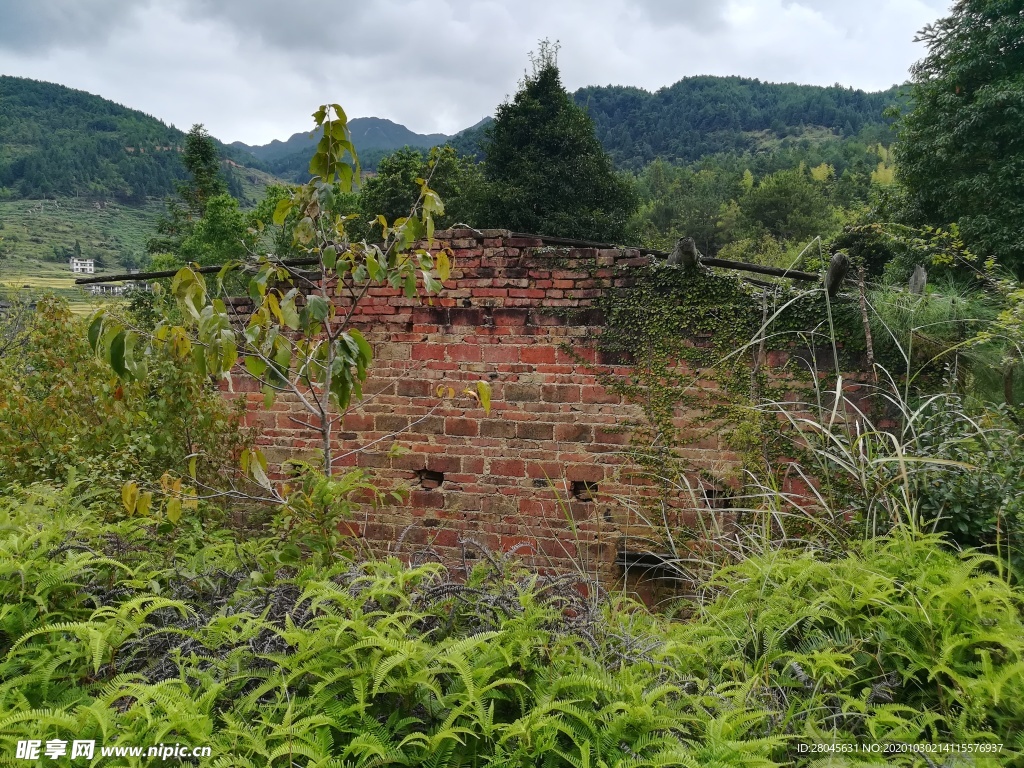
[0,0,950,146]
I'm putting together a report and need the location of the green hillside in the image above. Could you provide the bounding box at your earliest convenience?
[0,77,291,307]
[449,76,902,170]
[0,75,269,203]
[577,76,903,169]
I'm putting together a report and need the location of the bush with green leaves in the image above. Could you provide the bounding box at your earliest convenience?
[1,483,1020,766]
[902,396,1024,574]
[0,297,252,495]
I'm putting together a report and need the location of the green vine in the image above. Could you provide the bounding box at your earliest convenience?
[561,262,865,525]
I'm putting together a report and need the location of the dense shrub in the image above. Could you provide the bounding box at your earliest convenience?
[0,485,1019,766]
[0,297,252,493]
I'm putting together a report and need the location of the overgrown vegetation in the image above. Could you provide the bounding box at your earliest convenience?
[892,0,1024,276]
[3,2,1024,764]
[0,485,1019,766]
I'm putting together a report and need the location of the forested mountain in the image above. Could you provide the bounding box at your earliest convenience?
[450,76,902,170]
[1,73,900,203]
[577,76,903,169]
[0,76,263,203]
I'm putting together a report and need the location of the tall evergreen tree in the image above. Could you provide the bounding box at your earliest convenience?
[147,124,228,256]
[180,124,227,217]
[893,0,1024,274]
[479,41,637,242]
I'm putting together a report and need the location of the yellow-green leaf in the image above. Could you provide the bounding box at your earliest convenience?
[477,380,492,414]
[273,198,293,226]
[435,249,451,281]
[166,497,182,524]
[121,482,139,515]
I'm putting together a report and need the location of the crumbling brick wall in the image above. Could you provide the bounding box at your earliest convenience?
[237,229,785,589]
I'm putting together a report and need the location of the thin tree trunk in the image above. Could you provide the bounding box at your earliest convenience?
[857,265,877,383]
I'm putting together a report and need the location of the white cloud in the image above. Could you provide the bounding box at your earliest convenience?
[0,0,951,145]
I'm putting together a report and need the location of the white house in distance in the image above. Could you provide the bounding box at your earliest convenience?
[70,257,94,274]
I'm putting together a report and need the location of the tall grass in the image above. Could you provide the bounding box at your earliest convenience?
[607,274,1024,593]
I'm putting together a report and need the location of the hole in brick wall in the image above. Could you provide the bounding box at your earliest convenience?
[572,481,598,502]
[462,299,472,307]
[532,479,548,488]
[418,469,444,490]
[702,486,731,509]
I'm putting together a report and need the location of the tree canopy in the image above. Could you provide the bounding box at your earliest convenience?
[147,125,247,264]
[893,0,1024,274]
[577,76,902,171]
[358,146,482,236]
[477,42,638,243]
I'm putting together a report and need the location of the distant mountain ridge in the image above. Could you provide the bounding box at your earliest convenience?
[0,73,901,203]
[575,75,903,169]
[231,117,451,162]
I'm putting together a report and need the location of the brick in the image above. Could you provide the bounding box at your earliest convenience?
[376,415,409,433]
[490,459,526,477]
[581,386,619,404]
[503,383,541,402]
[445,418,479,437]
[412,416,445,435]
[481,420,518,439]
[541,384,581,403]
[449,308,487,326]
[412,345,446,361]
[392,453,427,470]
[375,342,410,360]
[493,308,530,326]
[425,456,462,473]
[566,464,604,483]
[397,379,431,398]
[594,427,631,445]
[410,490,444,509]
[461,457,485,474]
[520,346,557,364]
[518,422,554,441]
[482,345,519,364]
[555,423,592,443]
[528,312,565,327]
[448,344,482,362]
[357,452,391,468]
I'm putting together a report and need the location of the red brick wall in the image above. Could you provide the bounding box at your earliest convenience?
[236,229,778,587]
